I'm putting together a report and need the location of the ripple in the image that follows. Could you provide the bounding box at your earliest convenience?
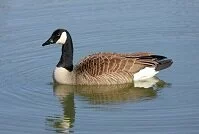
[1,0,199,134]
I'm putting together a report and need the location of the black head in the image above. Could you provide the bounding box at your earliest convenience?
[42,29,69,46]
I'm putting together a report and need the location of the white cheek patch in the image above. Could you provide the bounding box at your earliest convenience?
[56,32,67,44]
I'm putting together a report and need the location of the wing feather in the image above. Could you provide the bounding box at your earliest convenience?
[74,52,169,85]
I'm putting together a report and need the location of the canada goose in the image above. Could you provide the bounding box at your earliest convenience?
[42,29,173,85]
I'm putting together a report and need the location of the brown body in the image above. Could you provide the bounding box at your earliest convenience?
[74,52,172,85]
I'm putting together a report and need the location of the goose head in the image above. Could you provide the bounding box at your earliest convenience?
[42,29,69,46]
[42,29,74,73]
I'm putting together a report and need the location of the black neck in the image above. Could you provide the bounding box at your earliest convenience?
[56,34,73,71]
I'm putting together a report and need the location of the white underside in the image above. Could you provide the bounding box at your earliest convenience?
[53,67,75,84]
[133,67,159,81]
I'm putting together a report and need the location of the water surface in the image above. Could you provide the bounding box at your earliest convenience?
[0,0,199,134]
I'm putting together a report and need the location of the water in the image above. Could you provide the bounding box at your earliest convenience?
[0,0,199,133]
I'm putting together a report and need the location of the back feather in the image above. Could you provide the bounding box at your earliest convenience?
[74,52,172,85]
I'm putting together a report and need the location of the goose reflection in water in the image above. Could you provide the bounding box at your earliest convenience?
[46,77,170,133]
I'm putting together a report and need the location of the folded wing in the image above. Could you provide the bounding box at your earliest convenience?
[74,52,172,85]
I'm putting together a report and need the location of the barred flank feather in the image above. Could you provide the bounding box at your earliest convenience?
[73,52,172,85]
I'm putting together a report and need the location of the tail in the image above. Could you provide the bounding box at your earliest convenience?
[128,54,173,71]
[155,56,173,71]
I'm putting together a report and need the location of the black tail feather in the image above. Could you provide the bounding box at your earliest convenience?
[155,59,173,71]
[139,55,173,71]
[126,54,173,71]
[149,55,167,60]
[138,55,167,60]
